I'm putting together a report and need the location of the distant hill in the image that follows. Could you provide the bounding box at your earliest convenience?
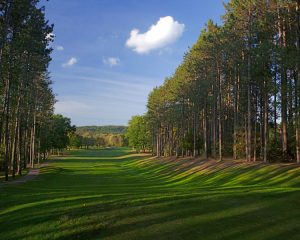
[76,125,127,135]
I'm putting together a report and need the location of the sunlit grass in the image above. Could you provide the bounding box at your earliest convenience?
[0,148,299,240]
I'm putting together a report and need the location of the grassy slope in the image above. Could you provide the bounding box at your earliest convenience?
[0,148,299,240]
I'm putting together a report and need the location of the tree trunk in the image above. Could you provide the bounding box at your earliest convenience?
[274,70,277,143]
[264,78,268,163]
[203,106,208,160]
[253,92,257,162]
[247,62,252,162]
[17,122,22,175]
[212,80,217,159]
[281,68,288,160]
[295,0,300,163]
[193,109,197,157]
[277,3,288,161]
[31,111,36,168]
[218,64,222,161]
[156,125,160,157]
[3,46,13,181]
[246,7,252,162]
[233,72,239,160]
[260,95,264,161]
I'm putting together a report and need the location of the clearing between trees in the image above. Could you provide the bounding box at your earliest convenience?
[0,148,299,240]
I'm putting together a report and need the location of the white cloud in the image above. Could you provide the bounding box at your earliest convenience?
[56,45,64,51]
[62,57,77,68]
[103,57,120,67]
[126,16,185,54]
[76,75,152,91]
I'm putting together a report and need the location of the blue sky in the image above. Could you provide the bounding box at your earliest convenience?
[44,0,226,126]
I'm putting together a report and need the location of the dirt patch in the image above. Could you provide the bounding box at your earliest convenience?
[1,162,49,185]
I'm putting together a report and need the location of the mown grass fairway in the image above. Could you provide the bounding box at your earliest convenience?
[1,148,300,240]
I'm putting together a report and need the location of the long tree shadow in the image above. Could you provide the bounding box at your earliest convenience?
[1,148,300,240]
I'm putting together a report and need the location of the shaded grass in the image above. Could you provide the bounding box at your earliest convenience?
[0,148,299,240]
[0,169,29,182]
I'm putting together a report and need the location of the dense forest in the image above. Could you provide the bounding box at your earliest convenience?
[127,0,300,163]
[0,0,74,180]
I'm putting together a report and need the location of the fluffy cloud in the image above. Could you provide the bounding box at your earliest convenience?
[56,45,64,51]
[103,57,120,67]
[62,57,77,68]
[126,16,184,54]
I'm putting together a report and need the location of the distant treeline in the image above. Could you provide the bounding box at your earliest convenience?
[76,126,127,135]
[69,126,128,149]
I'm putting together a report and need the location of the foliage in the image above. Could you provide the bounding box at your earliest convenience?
[72,125,128,149]
[76,126,127,135]
[0,0,57,179]
[144,0,300,163]
[126,115,151,152]
[68,133,83,149]
[49,115,75,151]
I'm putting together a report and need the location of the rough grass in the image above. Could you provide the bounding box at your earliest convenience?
[0,148,299,240]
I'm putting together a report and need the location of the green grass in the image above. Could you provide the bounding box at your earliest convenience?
[0,148,299,240]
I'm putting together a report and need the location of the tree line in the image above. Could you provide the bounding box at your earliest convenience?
[0,0,74,181]
[69,126,128,149]
[76,125,127,135]
[68,132,127,149]
[128,0,300,163]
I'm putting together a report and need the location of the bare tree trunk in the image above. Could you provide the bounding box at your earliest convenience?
[245,116,248,160]
[193,108,197,157]
[281,64,288,160]
[260,95,264,161]
[295,0,300,162]
[11,119,18,179]
[38,140,41,164]
[3,47,13,181]
[203,106,208,160]
[17,122,22,175]
[247,63,252,162]
[277,4,288,161]
[253,92,257,162]
[31,111,36,168]
[156,124,160,157]
[181,102,185,157]
[212,80,217,159]
[264,79,268,163]
[233,72,239,160]
[218,65,222,161]
[274,72,277,143]
[246,9,252,162]
[23,127,28,169]
[11,84,22,178]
